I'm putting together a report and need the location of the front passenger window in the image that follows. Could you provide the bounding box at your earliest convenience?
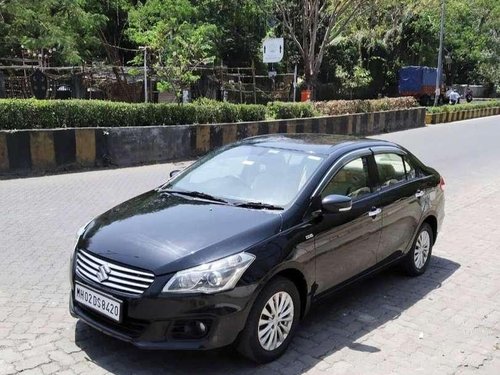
[321,157,371,201]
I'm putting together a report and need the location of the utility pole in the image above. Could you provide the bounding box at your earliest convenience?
[434,0,445,107]
[293,64,298,102]
[139,46,148,103]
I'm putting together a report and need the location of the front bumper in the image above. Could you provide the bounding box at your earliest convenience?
[69,274,258,350]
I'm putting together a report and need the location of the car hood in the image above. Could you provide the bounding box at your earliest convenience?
[80,190,282,275]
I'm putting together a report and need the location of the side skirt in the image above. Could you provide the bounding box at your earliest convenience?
[311,251,405,303]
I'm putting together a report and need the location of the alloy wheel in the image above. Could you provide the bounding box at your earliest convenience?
[414,230,431,269]
[257,291,294,351]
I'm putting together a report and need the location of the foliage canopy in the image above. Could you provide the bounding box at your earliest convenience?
[0,0,498,96]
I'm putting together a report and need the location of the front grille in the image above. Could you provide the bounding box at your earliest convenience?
[75,248,155,295]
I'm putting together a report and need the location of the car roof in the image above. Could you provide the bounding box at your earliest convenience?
[239,134,398,155]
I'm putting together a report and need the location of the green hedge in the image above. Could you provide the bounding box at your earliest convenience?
[0,97,427,130]
[266,102,318,119]
[426,100,500,114]
[314,97,419,116]
[0,99,267,130]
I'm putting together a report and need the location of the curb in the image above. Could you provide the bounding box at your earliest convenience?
[425,107,500,125]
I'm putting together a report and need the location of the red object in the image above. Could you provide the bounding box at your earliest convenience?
[439,176,445,191]
[301,89,312,102]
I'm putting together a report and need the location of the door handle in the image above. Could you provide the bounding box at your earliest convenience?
[415,190,425,198]
[368,208,382,217]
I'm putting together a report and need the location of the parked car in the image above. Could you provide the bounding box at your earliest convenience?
[69,134,445,363]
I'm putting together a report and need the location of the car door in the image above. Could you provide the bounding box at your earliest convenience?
[371,147,425,263]
[312,151,383,294]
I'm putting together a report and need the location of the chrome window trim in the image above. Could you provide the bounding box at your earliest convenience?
[312,148,373,198]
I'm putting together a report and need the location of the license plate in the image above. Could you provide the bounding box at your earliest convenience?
[74,282,122,322]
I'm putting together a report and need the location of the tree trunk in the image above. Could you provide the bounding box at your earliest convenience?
[278,1,365,102]
[303,57,320,100]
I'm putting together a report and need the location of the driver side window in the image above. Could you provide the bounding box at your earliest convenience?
[321,157,372,201]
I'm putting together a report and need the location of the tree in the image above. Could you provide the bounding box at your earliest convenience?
[336,65,372,99]
[0,1,9,57]
[315,0,437,96]
[320,0,500,96]
[1,0,105,64]
[370,0,500,87]
[195,0,273,67]
[1,0,498,98]
[127,0,217,97]
[440,0,500,86]
[83,0,136,65]
[275,0,366,96]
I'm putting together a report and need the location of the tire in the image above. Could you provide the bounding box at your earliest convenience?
[236,276,301,363]
[403,223,434,276]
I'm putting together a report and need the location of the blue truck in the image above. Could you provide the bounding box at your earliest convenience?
[398,66,445,106]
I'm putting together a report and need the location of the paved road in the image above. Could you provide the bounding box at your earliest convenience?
[1,116,499,375]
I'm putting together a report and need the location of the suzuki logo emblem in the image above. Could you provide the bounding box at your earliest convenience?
[96,264,111,282]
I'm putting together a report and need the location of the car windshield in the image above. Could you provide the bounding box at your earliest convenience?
[163,145,326,207]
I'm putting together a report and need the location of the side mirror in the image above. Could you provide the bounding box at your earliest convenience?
[321,194,352,213]
[169,169,181,178]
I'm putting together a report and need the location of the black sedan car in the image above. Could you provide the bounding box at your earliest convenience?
[69,134,445,363]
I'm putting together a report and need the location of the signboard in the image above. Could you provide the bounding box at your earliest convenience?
[263,38,284,63]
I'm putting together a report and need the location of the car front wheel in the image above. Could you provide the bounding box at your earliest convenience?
[236,276,300,363]
[404,223,434,276]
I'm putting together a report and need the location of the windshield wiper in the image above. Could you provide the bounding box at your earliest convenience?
[160,190,229,204]
[235,201,284,211]
[160,189,282,210]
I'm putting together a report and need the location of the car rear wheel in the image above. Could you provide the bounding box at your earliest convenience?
[404,223,433,276]
[236,276,300,363]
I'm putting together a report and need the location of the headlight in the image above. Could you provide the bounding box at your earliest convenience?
[162,252,255,294]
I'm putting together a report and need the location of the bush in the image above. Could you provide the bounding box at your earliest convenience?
[239,104,267,122]
[314,97,419,116]
[266,102,318,119]
[426,100,500,114]
[0,96,432,131]
[0,99,267,130]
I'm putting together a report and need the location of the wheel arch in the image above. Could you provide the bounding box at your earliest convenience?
[272,267,310,319]
[422,215,438,244]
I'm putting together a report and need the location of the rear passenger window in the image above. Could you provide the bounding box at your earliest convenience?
[375,153,406,189]
[403,157,417,179]
[321,157,371,201]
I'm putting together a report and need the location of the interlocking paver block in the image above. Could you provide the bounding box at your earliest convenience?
[0,117,500,373]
